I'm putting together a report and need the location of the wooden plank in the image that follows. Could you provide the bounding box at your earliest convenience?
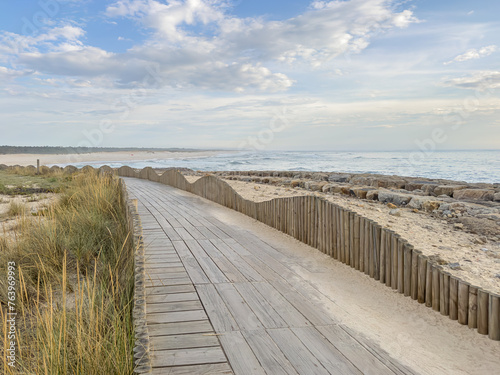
[184,239,229,283]
[196,284,239,332]
[215,283,264,331]
[218,331,266,375]
[468,286,478,329]
[316,325,393,375]
[146,300,203,314]
[440,272,450,316]
[198,239,248,283]
[172,240,210,284]
[271,280,335,326]
[252,282,311,328]
[145,284,196,295]
[291,327,362,374]
[148,320,213,336]
[458,280,469,325]
[210,239,264,282]
[150,333,220,351]
[150,346,227,368]
[147,310,207,324]
[242,330,299,375]
[151,363,232,375]
[449,276,459,320]
[233,282,287,329]
[339,325,417,375]
[147,292,199,304]
[267,328,329,375]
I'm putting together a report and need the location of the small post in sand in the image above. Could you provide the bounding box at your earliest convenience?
[37,159,40,175]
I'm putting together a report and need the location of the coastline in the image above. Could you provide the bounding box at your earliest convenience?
[0,150,235,167]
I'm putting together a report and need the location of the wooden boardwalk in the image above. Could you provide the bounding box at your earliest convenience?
[125,178,417,375]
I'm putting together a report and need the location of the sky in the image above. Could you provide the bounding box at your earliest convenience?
[0,0,499,151]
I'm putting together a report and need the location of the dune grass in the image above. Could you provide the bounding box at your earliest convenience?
[0,169,135,374]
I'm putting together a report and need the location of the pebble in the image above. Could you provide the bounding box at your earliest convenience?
[453,223,464,229]
[448,262,462,270]
[389,209,401,217]
[481,248,489,252]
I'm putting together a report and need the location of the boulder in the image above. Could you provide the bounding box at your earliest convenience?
[433,185,467,197]
[377,189,412,206]
[328,174,351,183]
[305,181,327,191]
[366,190,379,200]
[290,180,301,188]
[408,196,440,210]
[0,164,7,170]
[322,184,344,194]
[349,187,375,199]
[421,184,438,196]
[423,200,441,212]
[453,189,495,201]
[405,181,425,191]
[312,173,329,181]
[494,193,500,202]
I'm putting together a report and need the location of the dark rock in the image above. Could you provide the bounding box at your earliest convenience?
[328,173,351,183]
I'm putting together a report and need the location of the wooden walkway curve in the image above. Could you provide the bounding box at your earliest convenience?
[125,177,417,375]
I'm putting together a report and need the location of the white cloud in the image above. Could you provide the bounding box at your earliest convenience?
[442,71,500,90]
[2,0,419,93]
[444,45,498,65]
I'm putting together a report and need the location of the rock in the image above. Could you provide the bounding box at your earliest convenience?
[366,190,379,200]
[340,186,351,195]
[408,196,439,210]
[0,164,8,170]
[481,248,489,252]
[434,185,467,197]
[305,181,327,191]
[454,189,495,201]
[349,187,375,199]
[405,182,425,191]
[312,173,329,181]
[389,209,401,217]
[454,223,464,229]
[322,184,343,194]
[421,184,438,196]
[448,262,462,270]
[328,174,351,183]
[422,200,441,212]
[442,210,452,216]
[494,193,500,202]
[378,189,412,206]
[387,203,397,209]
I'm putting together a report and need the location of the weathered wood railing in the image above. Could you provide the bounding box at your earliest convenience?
[99,165,499,341]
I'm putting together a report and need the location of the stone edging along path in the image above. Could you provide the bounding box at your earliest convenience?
[111,165,500,343]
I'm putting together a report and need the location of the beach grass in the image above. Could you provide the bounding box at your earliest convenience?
[0,168,135,374]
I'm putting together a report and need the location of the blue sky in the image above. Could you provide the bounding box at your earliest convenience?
[0,0,499,151]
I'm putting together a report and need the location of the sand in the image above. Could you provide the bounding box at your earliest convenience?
[184,176,500,295]
[0,150,232,167]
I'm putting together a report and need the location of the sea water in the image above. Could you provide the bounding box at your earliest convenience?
[66,150,499,183]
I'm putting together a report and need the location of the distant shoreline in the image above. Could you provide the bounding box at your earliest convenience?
[0,146,232,155]
[0,150,237,167]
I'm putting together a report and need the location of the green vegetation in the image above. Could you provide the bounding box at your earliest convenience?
[0,169,135,374]
[0,170,69,196]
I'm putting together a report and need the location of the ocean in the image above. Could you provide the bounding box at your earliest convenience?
[67,150,500,183]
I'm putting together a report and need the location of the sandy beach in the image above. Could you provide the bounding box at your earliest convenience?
[0,150,233,167]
